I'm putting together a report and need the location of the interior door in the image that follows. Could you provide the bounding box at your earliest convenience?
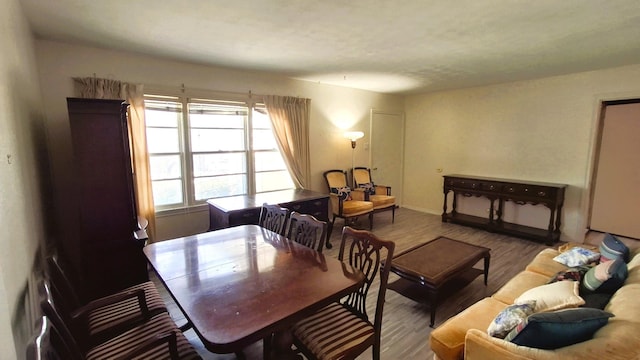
[589,101,640,238]
[370,110,404,205]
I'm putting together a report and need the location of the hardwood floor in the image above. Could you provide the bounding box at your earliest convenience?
[152,207,554,359]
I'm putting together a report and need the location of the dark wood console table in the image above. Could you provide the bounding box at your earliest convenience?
[207,189,329,231]
[442,175,567,244]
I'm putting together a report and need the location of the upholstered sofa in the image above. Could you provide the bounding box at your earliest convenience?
[430,236,640,360]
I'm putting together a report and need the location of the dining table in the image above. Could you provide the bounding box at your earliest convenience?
[143,224,364,357]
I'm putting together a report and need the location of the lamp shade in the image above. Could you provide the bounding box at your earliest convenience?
[343,131,364,141]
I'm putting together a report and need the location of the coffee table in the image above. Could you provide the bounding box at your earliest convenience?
[387,236,490,327]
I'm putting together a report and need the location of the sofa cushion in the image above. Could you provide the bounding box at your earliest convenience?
[487,301,536,339]
[553,247,600,267]
[600,233,630,263]
[430,297,507,360]
[525,248,567,277]
[514,280,584,312]
[492,270,551,305]
[504,308,613,349]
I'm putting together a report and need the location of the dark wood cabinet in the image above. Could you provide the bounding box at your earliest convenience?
[442,174,567,244]
[207,189,329,230]
[61,98,147,300]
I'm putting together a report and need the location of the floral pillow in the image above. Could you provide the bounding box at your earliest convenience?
[553,247,600,267]
[358,182,376,195]
[487,301,536,338]
[330,186,352,200]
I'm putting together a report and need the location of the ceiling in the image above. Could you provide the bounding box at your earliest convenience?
[21,0,640,94]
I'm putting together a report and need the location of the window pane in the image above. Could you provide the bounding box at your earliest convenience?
[147,128,180,153]
[194,175,247,200]
[193,153,245,177]
[191,128,245,151]
[252,109,270,129]
[256,170,294,193]
[145,108,181,127]
[253,129,278,150]
[149,155,181,180]
[190,113,245,129]
[152,179,183,206]
[254,151,286,172]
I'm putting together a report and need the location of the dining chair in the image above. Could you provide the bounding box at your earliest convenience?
[258,203,290,235]
[323,169,374,247]
[291,226,396,360]
[353,167,397,223]
[45,254,169,347]
[286,211,328,252]
[36,278,202,360]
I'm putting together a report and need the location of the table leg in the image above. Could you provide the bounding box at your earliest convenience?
[429,290,438,328]
[484,254,491,286]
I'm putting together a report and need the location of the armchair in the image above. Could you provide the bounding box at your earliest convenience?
[323,170,374,247]
[353,167,397,222]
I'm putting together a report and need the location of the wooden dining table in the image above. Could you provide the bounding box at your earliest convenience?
[143,224,363,357]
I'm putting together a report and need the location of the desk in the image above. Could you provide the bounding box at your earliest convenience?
[206,189,329,231]
[143,225,362,355]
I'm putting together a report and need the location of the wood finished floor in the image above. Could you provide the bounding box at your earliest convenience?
[152,207,554,359]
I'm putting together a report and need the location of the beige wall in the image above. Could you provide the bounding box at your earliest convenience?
[1,0,50,357]
[34,40,404,240]
[403,64,640,242]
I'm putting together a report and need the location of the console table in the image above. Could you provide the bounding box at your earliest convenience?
[207,189,329,231]
[442,175,567,244]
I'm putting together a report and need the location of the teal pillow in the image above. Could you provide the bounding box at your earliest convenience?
[505,308,613,349]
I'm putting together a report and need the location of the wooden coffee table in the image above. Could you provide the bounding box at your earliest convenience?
[387,236,490,327]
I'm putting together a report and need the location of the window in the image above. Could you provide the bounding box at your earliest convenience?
[145,95,294,211]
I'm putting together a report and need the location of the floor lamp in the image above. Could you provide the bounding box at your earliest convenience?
[344,131,365,188]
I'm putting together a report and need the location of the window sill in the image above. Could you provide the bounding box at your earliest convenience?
[155,204,209,218]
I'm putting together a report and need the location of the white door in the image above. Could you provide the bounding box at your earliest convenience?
[589,101,640,238]
[370,110,404,205]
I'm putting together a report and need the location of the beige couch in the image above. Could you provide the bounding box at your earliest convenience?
[430,241,640,360]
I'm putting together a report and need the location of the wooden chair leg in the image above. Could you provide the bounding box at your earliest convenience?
[369,212,374,230]
[392,206,396,223]
[326,215,337,249]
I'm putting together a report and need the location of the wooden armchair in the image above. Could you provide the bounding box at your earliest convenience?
[353,167,397,223]
[291,227,396,360]
[46,254,169,347]
[36,278,201,360]
[322,169,374,247]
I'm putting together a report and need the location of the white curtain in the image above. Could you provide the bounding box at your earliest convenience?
[263,95,311,189]
[73,77,156,242]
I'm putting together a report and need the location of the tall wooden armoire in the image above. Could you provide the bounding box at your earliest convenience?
[63,98,147,300]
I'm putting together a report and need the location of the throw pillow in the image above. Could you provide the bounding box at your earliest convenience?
[504,308,613,349]
[553,247,600,267]
[599,233,630,263]
[487,301,536,338]
[582,258,628,295]
[514,281,584,312]
[330,186,352,200]
[358,182,376,195]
